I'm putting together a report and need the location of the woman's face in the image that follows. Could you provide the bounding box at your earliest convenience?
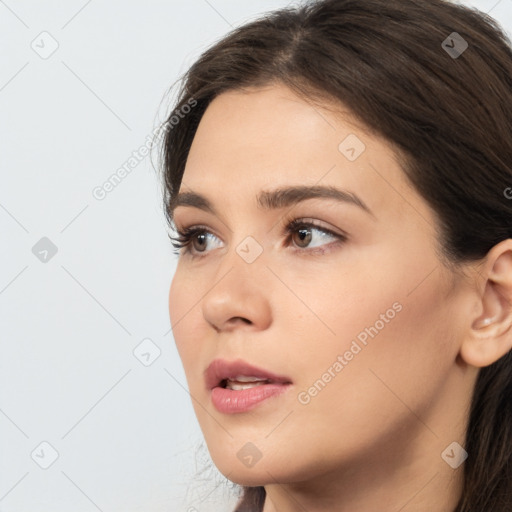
[168,83,477,489]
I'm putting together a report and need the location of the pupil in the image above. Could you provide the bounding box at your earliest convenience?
[296,227,311,247]
[194,233,206,251]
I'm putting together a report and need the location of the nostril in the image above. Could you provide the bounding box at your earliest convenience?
[230,317,251,325]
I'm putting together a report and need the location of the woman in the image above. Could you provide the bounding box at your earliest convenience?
[160,0,512,510]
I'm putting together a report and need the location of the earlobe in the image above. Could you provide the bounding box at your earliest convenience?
[459,241,512,368]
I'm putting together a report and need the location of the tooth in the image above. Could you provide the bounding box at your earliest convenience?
[226,381,268,391]
[229,375,269,382]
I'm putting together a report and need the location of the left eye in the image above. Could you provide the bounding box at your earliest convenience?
[169,219,347,258]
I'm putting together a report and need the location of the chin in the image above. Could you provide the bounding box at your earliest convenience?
[224,472,268,487]
[208,452,270,484]
[213,451,310,487]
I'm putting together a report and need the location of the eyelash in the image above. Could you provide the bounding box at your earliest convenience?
[169,218,347,259]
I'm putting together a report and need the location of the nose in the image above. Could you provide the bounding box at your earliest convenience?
[201,248,273,334]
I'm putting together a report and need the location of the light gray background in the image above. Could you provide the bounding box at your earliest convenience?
[1,1,511,511]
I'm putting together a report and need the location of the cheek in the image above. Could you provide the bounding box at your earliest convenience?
[168,270,198,364]
[289,255,457,429]
[315,275,454,427]
[168,271,180,329]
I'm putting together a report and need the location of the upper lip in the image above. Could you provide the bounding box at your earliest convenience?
[205,358,292,390]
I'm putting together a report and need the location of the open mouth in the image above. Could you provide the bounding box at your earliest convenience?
[205,358,293,413]
[205,358,292,390]
[219,377,273,390]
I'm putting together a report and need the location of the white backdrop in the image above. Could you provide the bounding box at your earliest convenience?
[1,1,511,511]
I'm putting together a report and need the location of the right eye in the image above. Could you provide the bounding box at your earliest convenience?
[169,225,222,258]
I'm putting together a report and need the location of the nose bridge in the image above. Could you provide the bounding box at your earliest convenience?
[215,230,268,290]
[233,231,266,266]
[216,212,269,270]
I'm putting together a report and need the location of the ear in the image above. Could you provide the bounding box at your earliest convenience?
[460,239,512,368]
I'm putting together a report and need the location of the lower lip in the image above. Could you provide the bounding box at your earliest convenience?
[211,383,291,414]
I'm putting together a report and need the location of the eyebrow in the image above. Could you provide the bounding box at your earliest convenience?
[168,185,375,220]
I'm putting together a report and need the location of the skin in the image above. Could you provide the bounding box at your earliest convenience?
[168,82,512,512]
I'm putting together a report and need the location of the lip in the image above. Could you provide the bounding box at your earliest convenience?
[205,358,293,414]
[205,358,292,391]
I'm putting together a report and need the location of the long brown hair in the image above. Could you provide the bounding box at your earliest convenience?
[159,1,512,510]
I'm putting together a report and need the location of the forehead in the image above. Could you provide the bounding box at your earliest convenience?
[179,83,424,223]
[185,83,373,169]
